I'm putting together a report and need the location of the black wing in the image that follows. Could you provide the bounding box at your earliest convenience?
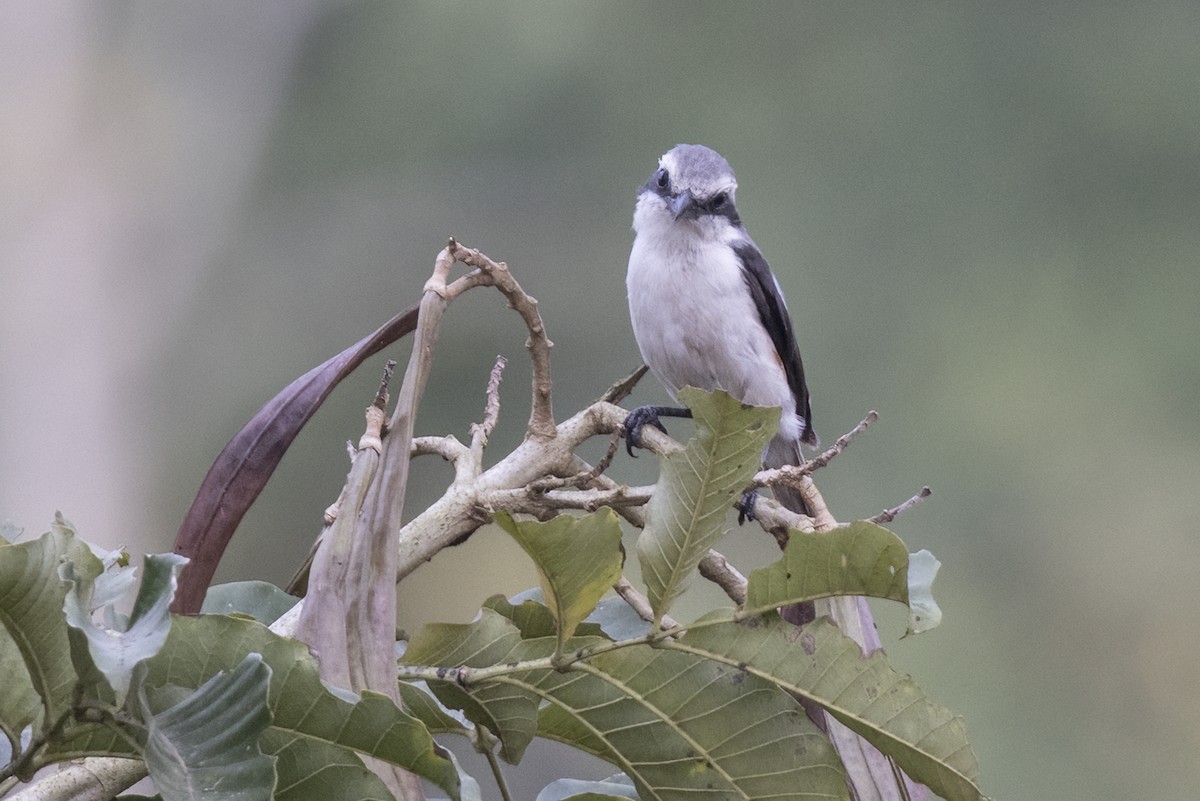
[734,241,817,446]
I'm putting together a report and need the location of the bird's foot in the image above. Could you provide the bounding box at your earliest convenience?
[736,488,759,525]
[622,405,691,456]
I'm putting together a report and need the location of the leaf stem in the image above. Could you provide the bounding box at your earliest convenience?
[480,742,513,801]
[397,622,713,686]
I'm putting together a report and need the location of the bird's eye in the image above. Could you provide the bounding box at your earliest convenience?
[711,191,728,208]
[655,169,669,189]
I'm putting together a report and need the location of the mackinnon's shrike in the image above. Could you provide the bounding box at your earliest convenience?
[624,143,817,517]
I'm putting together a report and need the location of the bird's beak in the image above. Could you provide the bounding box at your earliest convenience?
[669,190,698,220]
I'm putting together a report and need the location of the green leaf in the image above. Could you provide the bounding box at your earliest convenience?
[674,615,985,801]
[494,510,624,649]
[91,562,139,611]
[61,553,188,705]
[534,642,846,800]
[143,614,461,800]
[636,388,777,622]
[41,542,146,762]
[139,652,276,801]
[0,516,102,741]
[483,594,608,641]
[0,628,37,756]
[905,549,943,636]
[406,609,846,798]
[407,613,844,798]
[50,626,136,762]
[744,521,909,615]
[201,581,300,625]
[401,609,541,763]
[259,736,399,801]
[129,554,188,627]
[397,681,471,736]
[536,774,637,800]
[482,594,559,638]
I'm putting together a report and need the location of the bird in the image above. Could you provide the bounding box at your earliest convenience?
[623,148,930,801]
[624,143,817,519]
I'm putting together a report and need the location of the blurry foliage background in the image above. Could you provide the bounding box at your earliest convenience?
[2,3,1198,799]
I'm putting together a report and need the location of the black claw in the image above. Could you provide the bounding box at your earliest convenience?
[622,405,693,457]
[736,489,759,525]
[623,407,661,457]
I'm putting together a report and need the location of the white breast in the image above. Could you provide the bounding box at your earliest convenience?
[626,207,800,442]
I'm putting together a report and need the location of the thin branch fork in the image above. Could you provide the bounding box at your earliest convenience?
[527,431,621,491]
[393,400,657,584]
[752,410,878,491]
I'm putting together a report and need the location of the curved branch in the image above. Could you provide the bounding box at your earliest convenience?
[444,240,556,440]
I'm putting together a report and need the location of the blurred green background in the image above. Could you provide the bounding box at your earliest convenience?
[3,2,1198,798]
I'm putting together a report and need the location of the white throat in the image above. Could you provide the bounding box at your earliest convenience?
[631,193,742,248]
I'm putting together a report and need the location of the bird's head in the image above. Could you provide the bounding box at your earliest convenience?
[634,144,741,236]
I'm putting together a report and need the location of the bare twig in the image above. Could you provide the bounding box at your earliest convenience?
[742,495,816,547]
[869,487,932,524]
[374,359,397,410]
[319,363,396,528]
[697,551,748,606]
[614,577,678,630]
[752,410,878,490]
[528,431,621,491]
[803,409,877,473]
[588,432,622,481]
[489,483,655,516]
[599,364,649,405]
[561,456,648,533]
[412,435,469,462]
[470,355,507,464]
[798,476,838,532]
